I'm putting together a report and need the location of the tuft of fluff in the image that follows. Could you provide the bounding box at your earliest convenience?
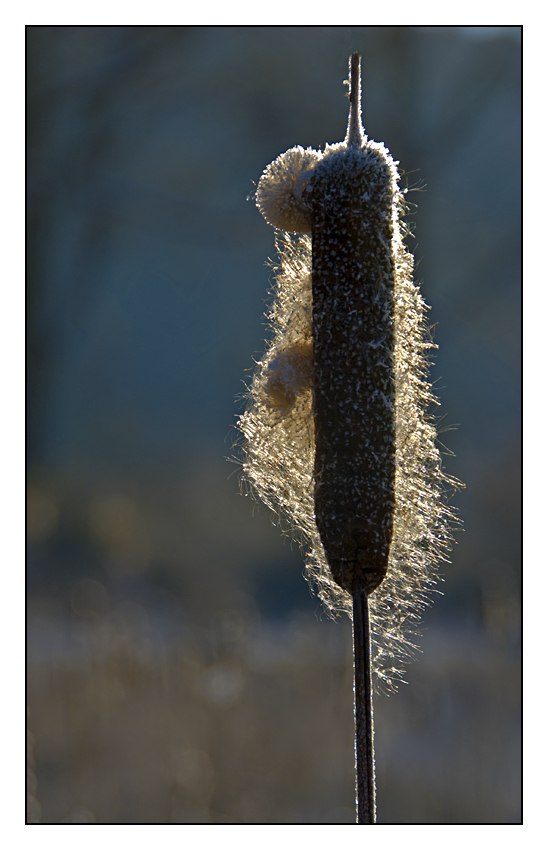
[255,146,322,233]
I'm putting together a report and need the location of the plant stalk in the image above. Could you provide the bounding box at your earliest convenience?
[352,588,376,824]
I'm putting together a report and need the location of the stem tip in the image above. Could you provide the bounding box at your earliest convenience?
[346,52,366,147]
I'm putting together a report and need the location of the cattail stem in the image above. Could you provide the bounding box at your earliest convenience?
[345,52,365,148]
[352,589,376,824]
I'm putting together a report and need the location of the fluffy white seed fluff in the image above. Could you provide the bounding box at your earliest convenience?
[239,125,461,691]
[255,146,322,233]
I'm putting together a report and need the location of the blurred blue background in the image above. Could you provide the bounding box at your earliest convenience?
[27,25,521,824]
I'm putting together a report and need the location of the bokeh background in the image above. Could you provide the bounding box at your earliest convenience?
[26,25,521,824]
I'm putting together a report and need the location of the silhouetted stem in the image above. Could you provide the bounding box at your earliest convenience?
[352,589,376,824]
[345,52,365,147]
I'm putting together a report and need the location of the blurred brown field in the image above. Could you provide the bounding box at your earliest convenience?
[27,473,520,824]
[27,597,519,824]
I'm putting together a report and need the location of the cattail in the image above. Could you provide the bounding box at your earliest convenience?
[237,53,461,823]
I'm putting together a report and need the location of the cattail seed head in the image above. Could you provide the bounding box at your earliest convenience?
[310,139,400,596]
[238,56,461,691]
